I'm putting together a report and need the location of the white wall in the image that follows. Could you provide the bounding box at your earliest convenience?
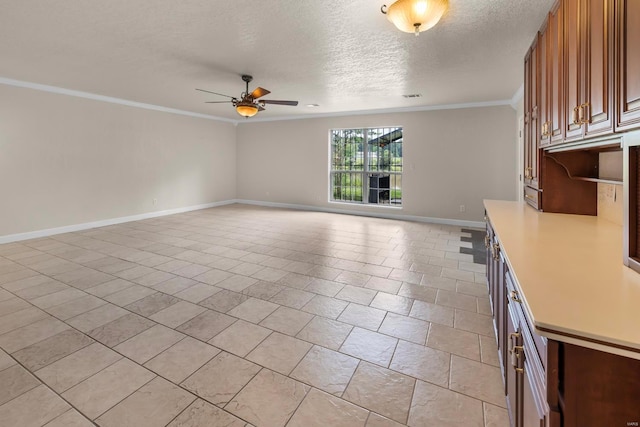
[236,106,517,222]
[0,84,237,236]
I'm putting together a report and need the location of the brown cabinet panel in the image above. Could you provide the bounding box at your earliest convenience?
[539,19,551,148]
[584,0,614,136]
[564,0,614,141]
[525,38,541,192]
[524,50,532,191]
[564,0,584,140]
[530,38,540,189]
[522,361,545,427]
[616,0,640,130]
[562,343,640,427]
[549,1,565,143]
[506,303,521,427]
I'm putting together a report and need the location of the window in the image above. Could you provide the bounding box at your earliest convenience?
[330,127,403,206]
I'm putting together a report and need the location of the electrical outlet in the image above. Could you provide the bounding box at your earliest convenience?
[459,204,465,213]
[153,198,157,205]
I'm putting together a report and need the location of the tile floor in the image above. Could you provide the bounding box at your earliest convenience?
[0,204,509,427]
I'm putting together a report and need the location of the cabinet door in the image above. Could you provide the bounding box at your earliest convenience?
[549,1,564,143]
[524,50,532,187]
[522,360,546,427]
[584,0,614,137]
[539,20,551,148]
[616,0,640,130]
[506,303,522,426]
[496,257,507,385]
[529,38,540,190]
[564,0,584,140]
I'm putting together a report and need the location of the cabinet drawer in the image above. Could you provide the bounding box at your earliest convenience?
[524,186,541,210]
[505,271,547,370]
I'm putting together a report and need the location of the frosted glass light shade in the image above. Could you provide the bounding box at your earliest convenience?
[385,0,448,35]
[236,102,259,117]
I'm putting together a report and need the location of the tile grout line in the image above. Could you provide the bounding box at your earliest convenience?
[1,210,498,425]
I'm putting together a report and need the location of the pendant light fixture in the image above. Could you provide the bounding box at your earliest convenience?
[235,101,259,118]
[381,0,449,36]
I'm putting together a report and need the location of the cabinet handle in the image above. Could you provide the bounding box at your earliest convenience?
[524,167,532,180]
[508,332,525,374]
[484,234,490,249]
[572,106,580,125]
[510,290,522,303]
[580,103,590,124]
[578,103,585,124]
[541,121,550,137]
[492,243,500,261]
[508,332,520,356]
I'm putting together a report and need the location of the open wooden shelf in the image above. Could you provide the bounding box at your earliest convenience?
[573,177,622,185]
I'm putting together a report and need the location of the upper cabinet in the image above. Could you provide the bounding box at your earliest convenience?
[564,0,614,142]
[549,2,565,144]
[524,40,541,193]
[539,20,550,148]
[616,0,640,131]
[527,38,541,190]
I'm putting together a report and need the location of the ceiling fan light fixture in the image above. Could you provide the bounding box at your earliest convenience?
[236,102,259,118]
[381,0,448,36]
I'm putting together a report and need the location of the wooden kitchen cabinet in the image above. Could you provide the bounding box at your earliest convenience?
[485,209,640,427]
[524,36,542,207]
[548,1,564,144]
[539,19,550,148]
[487,222,507,384]
[564,0,614,141]
[615,0,640,131]
[505,269,548,427]
[528,37,540,190]
[524,38,539,193]
[486,219,546,427]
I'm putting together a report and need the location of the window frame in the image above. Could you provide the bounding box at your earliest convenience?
[328,126,403,208]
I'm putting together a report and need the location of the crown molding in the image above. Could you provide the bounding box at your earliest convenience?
[239,99,513,124]
[1,75,518,125]
[0,76,236,123]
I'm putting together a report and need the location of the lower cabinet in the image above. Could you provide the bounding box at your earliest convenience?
[485,215,640,427]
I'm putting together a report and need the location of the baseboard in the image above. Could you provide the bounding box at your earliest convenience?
[234,199,486,229]
[0,200,236,244]
[0,198,485,245]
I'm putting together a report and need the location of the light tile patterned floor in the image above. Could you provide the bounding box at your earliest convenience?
[0,204,509,427]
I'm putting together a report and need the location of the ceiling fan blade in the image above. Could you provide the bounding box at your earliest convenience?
[250,87,271,99]
[205,101,232,104]
[196,88,235,99]
[261,100,299,106]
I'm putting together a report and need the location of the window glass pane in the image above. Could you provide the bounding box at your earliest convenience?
[330,127,401,205]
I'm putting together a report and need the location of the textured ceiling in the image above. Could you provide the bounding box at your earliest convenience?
[0,0,555,121]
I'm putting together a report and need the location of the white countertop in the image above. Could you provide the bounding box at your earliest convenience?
[484,199,640,359]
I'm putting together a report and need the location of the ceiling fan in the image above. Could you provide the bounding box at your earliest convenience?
[196,75,298,118]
